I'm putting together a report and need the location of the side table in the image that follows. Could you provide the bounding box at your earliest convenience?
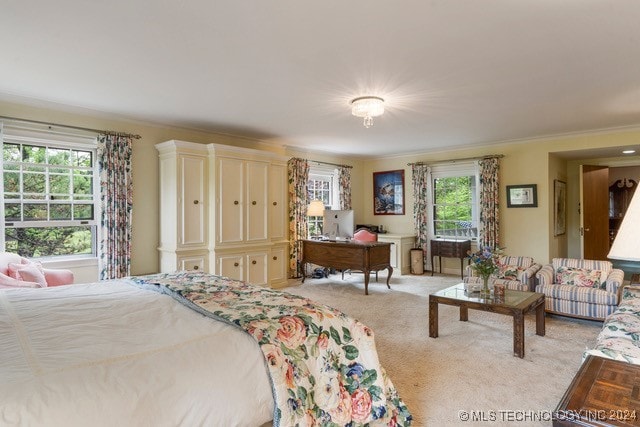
[430,238,470,279]
[631,273,640,286]
[553,355,640,426]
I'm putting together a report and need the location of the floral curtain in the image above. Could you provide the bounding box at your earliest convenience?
[338,166,352,210]
[97,134,133,280]
[411,164,431,270]
[478,157,500,248]
[288,157,310,278]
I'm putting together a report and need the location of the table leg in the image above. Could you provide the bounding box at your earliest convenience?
[385,265,393,289]
[301,261,306,283]
[459,306,468,322]
[536,302,545,336]
[363,269,370,295]
[460,258,464,279]
[429,297,438,338]
[431,256,435,276]
[513,311,525,358]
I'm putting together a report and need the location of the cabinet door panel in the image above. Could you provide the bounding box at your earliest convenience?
[180,155,206,246]
[246,161,269,242]
[218,158,244,244]
[247,252,268,286]
[269,164,287,241]
[269,246,287,284]
[217,254,244,281]
[179,255,206,272]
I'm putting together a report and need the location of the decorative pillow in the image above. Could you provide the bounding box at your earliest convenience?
[7,262,47,287]
[555,266,602,288]
[495,264,526,281]
[0,272,41,289]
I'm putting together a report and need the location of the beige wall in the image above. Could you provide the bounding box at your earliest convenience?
[360,131,640,272]
[2,98,639,278]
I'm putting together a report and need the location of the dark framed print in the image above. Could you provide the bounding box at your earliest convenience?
[554,179,567,236]
[506,184,538,208]
[373,169,405,215]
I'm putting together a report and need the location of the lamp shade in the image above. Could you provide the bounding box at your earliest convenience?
[608,187,640,261]
[307,200,325,217]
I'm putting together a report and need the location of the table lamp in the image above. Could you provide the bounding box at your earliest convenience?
[608,186,640,262]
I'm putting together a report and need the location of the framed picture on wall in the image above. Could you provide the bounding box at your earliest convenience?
[506,184,538,208]
[373,169,405,215]
[554,179,567,236]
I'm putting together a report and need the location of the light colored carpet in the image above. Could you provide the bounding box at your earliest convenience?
[282,273,603,426]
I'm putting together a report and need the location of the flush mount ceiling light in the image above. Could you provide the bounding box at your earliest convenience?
[351,96,385,128]
[622,149,636,154]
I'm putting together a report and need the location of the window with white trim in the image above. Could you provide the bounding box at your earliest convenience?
[307,165,339,237]
[430,162,479,240]
[1,124,99,259]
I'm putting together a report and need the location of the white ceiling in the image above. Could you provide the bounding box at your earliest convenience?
[2,1,640,158]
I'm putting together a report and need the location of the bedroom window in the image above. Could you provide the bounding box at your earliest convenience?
[307,166,339,237]
[1,126,98,260]
[431,163,479,240]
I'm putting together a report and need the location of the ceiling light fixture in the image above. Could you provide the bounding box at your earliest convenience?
[622,150,636,154]
[351,96,385,128]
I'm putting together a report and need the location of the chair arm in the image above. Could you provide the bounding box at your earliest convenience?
[535,264,554,286]
[465,264,476,278]
[43,268,74,287]
[604,268,624,295]
[521,263,542,282]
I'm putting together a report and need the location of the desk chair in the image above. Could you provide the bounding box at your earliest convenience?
[341,228,380,281]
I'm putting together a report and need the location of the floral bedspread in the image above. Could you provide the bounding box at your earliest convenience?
[131,272,411,427]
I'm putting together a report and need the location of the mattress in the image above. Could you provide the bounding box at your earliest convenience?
[0,279,274,426]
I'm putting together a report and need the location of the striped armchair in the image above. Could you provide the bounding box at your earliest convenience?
[464,255,542,292]
[535,258,625,321]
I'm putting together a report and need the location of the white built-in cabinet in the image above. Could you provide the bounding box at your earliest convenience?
[156,140,289,288]
[377,234,416,275]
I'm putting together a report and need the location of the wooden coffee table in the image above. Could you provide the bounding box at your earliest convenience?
[429,283,545,358]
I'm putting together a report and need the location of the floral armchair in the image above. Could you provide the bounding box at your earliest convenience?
[0,252,74,289]
[464,255,542,292]
[535,258,624,321]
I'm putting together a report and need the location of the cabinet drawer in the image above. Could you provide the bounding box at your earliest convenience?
[178,255,206,272]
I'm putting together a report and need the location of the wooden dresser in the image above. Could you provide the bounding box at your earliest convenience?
[430,238,471,279]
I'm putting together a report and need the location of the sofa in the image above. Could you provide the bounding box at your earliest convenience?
[464,255,542,292]
[535,258,625,321]
[0,252,74,288]
[584,285,640,364]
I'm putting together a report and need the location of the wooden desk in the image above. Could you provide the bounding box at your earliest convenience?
[301,239,393,295]
[554,355,640,426]
[430,238,471,279]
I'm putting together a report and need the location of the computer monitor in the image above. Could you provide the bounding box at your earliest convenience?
[323,209,355,239]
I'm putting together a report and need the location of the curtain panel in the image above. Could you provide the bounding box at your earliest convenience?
[478,157,500,249]
[338,166,352,210]
[97,134,133,280]
[411,164,431,270]
[287,158,310,278]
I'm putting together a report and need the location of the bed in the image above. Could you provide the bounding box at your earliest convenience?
[0,271,411,426]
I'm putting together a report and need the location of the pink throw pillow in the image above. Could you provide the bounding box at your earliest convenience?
[7,262,47,287]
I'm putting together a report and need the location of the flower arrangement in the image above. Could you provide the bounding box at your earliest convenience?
[468,245,503,280]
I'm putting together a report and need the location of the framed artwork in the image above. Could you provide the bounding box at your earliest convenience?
[506,184,538,208]
[554,179,567,236]
[373,169,405,215]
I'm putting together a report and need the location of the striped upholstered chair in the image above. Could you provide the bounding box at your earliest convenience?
[535,258,625,321]
[464,255,542,292]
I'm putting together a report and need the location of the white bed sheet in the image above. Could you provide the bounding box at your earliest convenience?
[0,280,274,427]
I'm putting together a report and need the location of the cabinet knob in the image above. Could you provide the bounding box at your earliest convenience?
[252,201,257,205]
[273,256,277,260]
[234,200,239,205]
[252,260,257,265]
[193,265,199,270]
[273,201,277,206]
[193,200,199,205]
[234,262,239,267]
